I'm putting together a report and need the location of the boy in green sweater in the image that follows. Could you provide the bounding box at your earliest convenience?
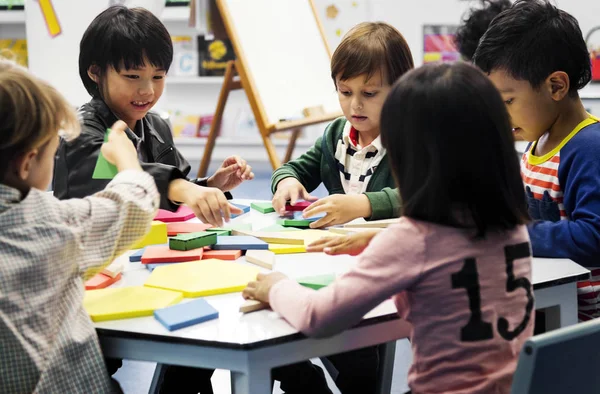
[271,22,414,228]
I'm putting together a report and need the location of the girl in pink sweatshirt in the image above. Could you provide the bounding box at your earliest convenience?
[244,62,534,394]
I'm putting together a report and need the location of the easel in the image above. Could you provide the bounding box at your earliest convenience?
[196,0,342,177]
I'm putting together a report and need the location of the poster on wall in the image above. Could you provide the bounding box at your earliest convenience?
[423,25,460,64]
[586,27,600,83]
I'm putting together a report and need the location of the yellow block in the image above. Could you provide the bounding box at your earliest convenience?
[84,286,183,322]
[132,221,168,249]
[268,243,306,254]
[144,259,259,297]
[38,0,62,37]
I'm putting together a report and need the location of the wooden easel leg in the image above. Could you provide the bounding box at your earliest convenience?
[283,128,301,163]
[260,132,282,170]
[197,61,237,178]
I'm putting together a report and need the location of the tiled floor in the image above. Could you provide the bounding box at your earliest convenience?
[113,161,411,393]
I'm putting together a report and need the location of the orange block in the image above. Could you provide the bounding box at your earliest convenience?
[166,222,213,236]
[141,245,203,264]
[85,273,122,290]
[202,249,242,260]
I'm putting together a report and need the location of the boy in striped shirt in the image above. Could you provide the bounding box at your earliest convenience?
[474,0,600,320]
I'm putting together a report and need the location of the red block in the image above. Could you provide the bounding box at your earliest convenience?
[85,273,122,290]
[166,222,213,236]
[154,206,196,223]
[141,245,203,264]
[284,201,313,212]
[202,249,242,260]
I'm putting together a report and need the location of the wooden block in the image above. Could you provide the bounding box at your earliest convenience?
[328,227,384,235]
[245,250,276,269]
[239,299,269,313]
[257,224,301,232]
[84,286,183,322]
[154,206,196,222]
[284,200,313,211]
[141,245,203,264]
[202,249,242,260]
[251,202,275,214]
[85,273,122,290]
[343,218,399,229]
[101,259,125,278]
[154,298,219,331]
[212,236,268,251]
[268,244,306,254]
[231,203,250,218]
[132,221,168,249]
[169,232,217,251]
[145,262,182,272]
[298,274,336,290]
[166,222,213,236]
[129,248,146,262]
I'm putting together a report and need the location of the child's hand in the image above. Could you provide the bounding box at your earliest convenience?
[179,182,243,227]
[306,230,380,256]
[303,194,372,228]
[101,120,141,172]
[207,156,254,192]
[243,272,289,303]
[272,178,318,214]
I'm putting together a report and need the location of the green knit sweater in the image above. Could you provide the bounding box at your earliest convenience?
[271,117,401,220]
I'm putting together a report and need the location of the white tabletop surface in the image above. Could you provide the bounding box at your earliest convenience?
[94,200,589,347]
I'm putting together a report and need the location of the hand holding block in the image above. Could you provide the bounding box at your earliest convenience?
[169,232,217,251]
[92,129,118,179]
[245,250,276,269]
[251,202,275,214]
[277,212,325,228]
[154,298,219,331]
[154,206,196,223]
[240,299,269,313]
[85,273,122,290]
[132,221,168,249]
[167,222,213,236]
[284,200,313,211]
[141,245,203,264]
[230,203,250,218]
[212,236,268,251]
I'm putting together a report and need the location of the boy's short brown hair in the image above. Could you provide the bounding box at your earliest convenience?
[0,60,80,181]
[331,22,414,86]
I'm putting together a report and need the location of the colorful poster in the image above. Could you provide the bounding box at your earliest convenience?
[423,25,460,64]
[587,27,600,82]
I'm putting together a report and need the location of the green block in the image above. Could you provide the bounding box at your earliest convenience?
[277,218,312,228]
[92,129,118,179]
[257,224,302,232]
[206,228,232,236]
[251,202,275,214]
[169,232,217,251]
[298,274,336,290]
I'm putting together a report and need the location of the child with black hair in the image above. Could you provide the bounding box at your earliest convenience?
[54,5,254,229]
[474,0,600,320]
[454,0,512,61]
[245,62,534,394]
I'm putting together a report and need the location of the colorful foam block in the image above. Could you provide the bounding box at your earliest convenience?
[251,202,275,214]
[84,286,183,322]
[129,248,146,262]
[154,298,219,331]
[212,236,268,251]
[132,221,168,249]
[154,206,196,223]
[268,243,306,254]
[230,203,250,218]
[166,222,213,236]
[284,200,313,211]
[141,245,203,264]
[101,259,125,278]
[298,274,336,290]
[239,299,269,313]
[144,259,260,297]
[202,249,242,260]
[277,211,326,228]
[85,273,122,290]
[169,232,217,251]
[245,250,275,269]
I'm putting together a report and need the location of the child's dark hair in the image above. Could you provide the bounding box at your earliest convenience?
[473,0,591,94]
[454,0,511,61]
[380,62,529,237]
[331,22,414,86]
[79,6,173,96]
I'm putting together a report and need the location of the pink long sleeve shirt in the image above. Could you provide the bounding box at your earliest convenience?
[270,217,534,394]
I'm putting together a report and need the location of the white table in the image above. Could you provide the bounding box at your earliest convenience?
[95,200,589,394]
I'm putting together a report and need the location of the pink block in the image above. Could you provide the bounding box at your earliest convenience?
[284,201,313,212]
[154,206,196,223]
[141,245,203,264]
[85,273,122,290]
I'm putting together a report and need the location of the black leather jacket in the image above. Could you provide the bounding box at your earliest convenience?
[53,97,220,210]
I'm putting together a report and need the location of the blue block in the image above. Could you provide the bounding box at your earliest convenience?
[129,248,146,262]
[294,211,326,221]
[145,262,182,272]
[154,298,219,331]
[231,203,251,218]
[212,236,268,250]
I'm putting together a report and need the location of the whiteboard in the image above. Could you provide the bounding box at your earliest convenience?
[219,0,340,126]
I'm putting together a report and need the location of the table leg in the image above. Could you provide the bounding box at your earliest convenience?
[375,341,396,394]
